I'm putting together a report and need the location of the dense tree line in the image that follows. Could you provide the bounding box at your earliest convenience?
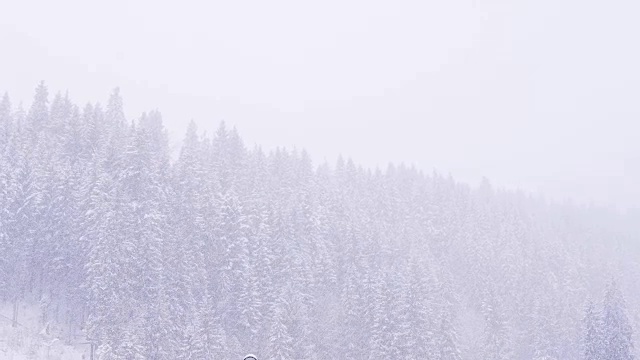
[0,83,637,359]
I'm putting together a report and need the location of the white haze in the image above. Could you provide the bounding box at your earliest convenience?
[1,2,640,360]
[1,0,638,211]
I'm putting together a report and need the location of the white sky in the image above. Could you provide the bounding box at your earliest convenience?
[1,0,638,210]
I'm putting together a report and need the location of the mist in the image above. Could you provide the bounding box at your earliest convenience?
[1,1,639,359]
[2,0,639,210]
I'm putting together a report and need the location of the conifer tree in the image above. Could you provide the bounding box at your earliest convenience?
[603,281,635,360]
[584,299,605,360]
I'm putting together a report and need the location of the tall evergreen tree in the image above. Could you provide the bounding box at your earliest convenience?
[603,281,635,360]
[584,299,605,360]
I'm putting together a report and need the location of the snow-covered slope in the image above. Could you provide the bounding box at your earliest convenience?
[0,303,86,360]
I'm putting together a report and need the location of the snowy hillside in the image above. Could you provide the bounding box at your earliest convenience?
[0,303,86,360]
[0,85,638,359]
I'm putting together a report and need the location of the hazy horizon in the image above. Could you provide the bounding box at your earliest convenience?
[2,0,638,210]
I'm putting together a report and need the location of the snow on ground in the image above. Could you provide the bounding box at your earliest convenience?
[0,302,88,360]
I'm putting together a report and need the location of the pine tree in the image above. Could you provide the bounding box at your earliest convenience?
[0,92,12,149]
[266,288,295,360]
[602,281,635,360]
[27,81,49,132]
[0,93,12,302]
[584,299,605,360]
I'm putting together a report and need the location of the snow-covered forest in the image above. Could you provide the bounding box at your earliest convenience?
[0,83,638,359]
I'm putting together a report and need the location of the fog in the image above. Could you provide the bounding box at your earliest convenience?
[2,2,640,359]
[2,0,639,210]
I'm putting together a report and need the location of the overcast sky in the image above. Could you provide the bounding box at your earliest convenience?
[1,0,638,210]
